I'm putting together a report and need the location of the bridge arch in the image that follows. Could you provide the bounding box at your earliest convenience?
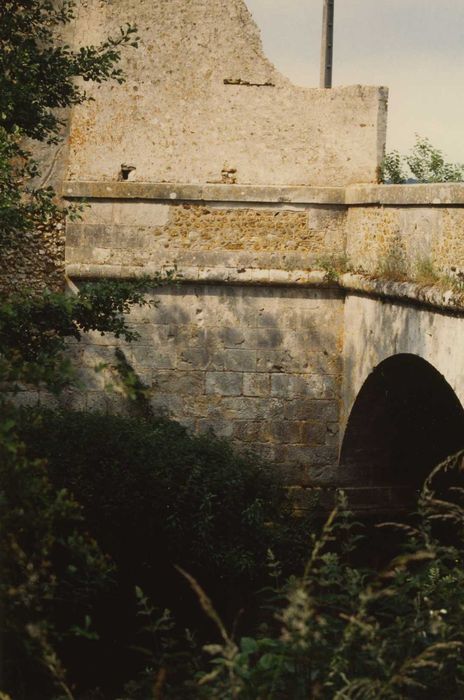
[340,353,464,492]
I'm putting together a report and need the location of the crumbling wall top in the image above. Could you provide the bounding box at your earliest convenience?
[67,0,388,187]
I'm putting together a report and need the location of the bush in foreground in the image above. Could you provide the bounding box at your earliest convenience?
[19,408,313,695]
[195,454,464,700]
[13,408,464,699]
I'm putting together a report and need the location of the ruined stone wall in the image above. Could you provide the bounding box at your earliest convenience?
[0,0,387,297]
[67,0,387,187]
[0,117,70,298]
[0,219,65,296]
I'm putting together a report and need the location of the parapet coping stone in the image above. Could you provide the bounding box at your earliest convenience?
[345,183,464,206]
[63,181,345,204]
[65,264,333,287]
[63,181,464,206]
[339,273,464,315]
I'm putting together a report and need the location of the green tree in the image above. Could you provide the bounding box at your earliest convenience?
[0,2,152,697]
[0,0,137,242]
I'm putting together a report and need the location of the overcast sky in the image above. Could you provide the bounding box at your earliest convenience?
[245,0,464,161]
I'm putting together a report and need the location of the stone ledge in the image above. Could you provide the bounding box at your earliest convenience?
[63,181,464,207]
[346,183,464,206]
[65,263,334,287]
[62,181,346,204]
[65,264,464,313]
[339,272,464,315]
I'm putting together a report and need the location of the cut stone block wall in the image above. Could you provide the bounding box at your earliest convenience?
[63,283,343,487]
[60,182,464,495]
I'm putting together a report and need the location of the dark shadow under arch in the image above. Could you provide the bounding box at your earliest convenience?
[340,354,464,491]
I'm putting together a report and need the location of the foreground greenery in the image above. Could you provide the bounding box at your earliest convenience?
[15,408,311,698]
[8,402,464,700]
[0,5,144,693]
[195,460,464,700]
[2,3,464,699]
[0,280,166,698]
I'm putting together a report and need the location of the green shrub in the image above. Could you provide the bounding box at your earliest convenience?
[20,409,303,581]
[380,149,407,184]
[18,408,314,695]
[0,410,114,700]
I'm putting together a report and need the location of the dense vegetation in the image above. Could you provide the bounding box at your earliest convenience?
[15,408,312,697]
[10,407,464,699]
[195,459,464,700]
[0,1,148,696]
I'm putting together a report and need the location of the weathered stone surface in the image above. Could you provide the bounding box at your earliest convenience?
[113,202,170,227]
[345,202,464,281]
[65,200,346,278]
[0,218,65,295]
[243,372,270,397]
[206,372,244,396]
[11,0,464,507]
[64,182,347,203]
[346,183,464,205]
[67,282,343,481]
[67,1,386,187]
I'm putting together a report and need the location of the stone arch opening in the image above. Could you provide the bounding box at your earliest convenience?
[340,354,464,491]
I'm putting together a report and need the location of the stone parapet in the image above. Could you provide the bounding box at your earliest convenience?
[63,182,347,205]
[346,183,464,205]
[64,182,464,312]
[64,194,347,281]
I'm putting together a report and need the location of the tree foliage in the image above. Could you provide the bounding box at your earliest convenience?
[0,0,137,242]
[0,276,170,390]
[0,2,147,696]
[0,0,137,141]
[381,136,464,184]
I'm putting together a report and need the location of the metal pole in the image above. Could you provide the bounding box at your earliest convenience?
[320,0,335,88]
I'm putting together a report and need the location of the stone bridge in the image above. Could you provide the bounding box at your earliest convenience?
[29,0,464,511]
[62,181,464,512]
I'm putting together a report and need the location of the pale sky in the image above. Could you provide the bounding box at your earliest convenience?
[245,0,464,162]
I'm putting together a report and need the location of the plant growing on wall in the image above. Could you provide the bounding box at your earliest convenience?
[381,136,464,184]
